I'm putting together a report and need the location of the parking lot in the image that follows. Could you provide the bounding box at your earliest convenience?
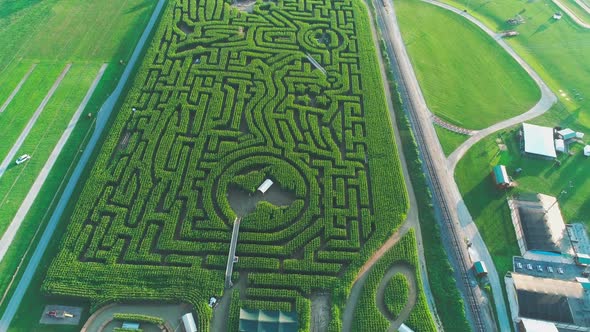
[513,256,586,281]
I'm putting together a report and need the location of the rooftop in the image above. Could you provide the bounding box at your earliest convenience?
[523,123,556,158]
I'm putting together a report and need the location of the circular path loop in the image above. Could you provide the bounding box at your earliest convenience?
[375,263,417,332]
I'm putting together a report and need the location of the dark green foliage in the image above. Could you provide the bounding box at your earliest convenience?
[384,273,408,318]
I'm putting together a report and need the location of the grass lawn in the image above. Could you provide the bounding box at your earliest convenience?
[434,125,469,156]
[0,64,101,236]
[561,0,590,25]
[395,0,540,130]
[0,0,156,325]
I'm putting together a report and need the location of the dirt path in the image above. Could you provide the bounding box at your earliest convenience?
[0,64,71,179]
[0,64,37,113]
[0,64,107,263]
[0,0,166,329]
[374,264,417,332]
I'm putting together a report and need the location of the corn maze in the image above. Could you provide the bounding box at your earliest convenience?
[43,0,407,328]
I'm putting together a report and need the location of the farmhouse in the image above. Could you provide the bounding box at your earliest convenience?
[522,123,556,158]
[508,194,568,255]
[239,309,298,332]
[505,272,590,330]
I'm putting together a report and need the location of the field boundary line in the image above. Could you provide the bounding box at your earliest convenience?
[0,0,165,327]
[0,64,107,263]
[0,64,72,179]
[551,0,590,28]
[0,64,37,113]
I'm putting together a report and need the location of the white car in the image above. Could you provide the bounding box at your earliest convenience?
[15,154,31,165]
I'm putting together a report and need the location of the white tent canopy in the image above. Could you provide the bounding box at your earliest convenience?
[257,179,273,193]
[523,123,556,158]
[182,313,197,332]
[584,145,590,156]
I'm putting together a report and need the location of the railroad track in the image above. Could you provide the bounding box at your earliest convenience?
[372,1,487,330]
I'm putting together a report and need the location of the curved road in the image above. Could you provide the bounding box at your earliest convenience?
[439,0,557,171]
[0,0,166,329]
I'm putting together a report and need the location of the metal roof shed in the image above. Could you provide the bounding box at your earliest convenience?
[492,165,510,186]
[558,128,576,140]
[122,322,140,329]
[257,179,273,194]
[555,139,565,153]
[182,313,197,332]
[474,261,488,276]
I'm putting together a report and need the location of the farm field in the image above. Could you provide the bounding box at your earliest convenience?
[395,0,540,130]
[40,0,408,331]
[0,64,102,235]
[351,231,436,331]
[0,0,157,321]
[559,0,590,25]
[445,0,590,278]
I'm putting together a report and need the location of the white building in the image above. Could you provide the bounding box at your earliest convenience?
[257,179,273,194]
[523,123,556,158]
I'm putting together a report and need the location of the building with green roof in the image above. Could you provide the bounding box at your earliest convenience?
[239,309,298,332]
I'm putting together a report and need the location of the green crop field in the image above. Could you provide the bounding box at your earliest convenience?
[41,0,408,330]
[395,0,540,130]
[351,230,436,331]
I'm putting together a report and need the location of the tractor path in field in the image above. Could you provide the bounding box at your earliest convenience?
[0,64,37,113]
[551,0,590,29]
[430,0,557,171]
[0,0,166,328]
[0,64,71,179]
[0,64,107,263]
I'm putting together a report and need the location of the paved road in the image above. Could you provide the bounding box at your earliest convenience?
[551,0,590,29]
[0,65,107,263]
[436,0,557,171]
[0,0,166,329]
[0,64,71,179]
[0,64,37,113]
